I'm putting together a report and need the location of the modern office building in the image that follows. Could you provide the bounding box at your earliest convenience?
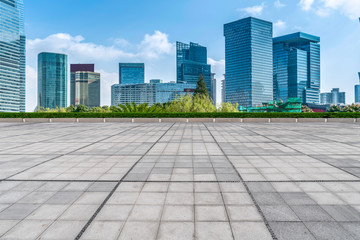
[70,64,100,108]
[273,32,321,104]
[224,17,273,108]
[119,63,144,85]
[111,82,196,106]
[211,73,217,105]
[221,80,226,103]
[320,88,345,105]
[37,53,68,109]
[355,73,360,104]
[176,42,212,98]
[0,0,25,112]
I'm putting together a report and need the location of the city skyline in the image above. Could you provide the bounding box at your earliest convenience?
[20,0,360,110]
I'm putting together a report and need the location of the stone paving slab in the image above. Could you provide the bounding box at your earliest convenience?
[0,122,359,239]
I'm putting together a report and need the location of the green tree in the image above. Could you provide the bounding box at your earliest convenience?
[328,105,341,112]
[66,105,76,112]
[301,105,313,113]
[194,74,209,97]
[89,107,104,113]
[218,102,239,113]
[110,105,120,112]
[75,104,89,112]
[165,94,217,113]
[102,106,111,112]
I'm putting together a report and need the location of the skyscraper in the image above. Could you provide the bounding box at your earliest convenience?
[224,17,273,108]
[273,32,321,104]
[0,0,25,112]
[320,88,345,105]
[211,73,217,105]
[176,42,212,98]
[355,73,360,104]
[70,64,100,108]
[119,63,144,85]
[221,77,226,103]
[38,53,68,109]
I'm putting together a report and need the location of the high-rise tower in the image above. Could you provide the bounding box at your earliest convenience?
[0,0,26,112]
[176,42,213,98]
[273,32,320,104]
[38,53,68,109]
[224,17,273,108]
[355,73,360,104]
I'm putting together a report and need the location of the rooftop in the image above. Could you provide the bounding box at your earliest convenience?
[273,32,320,44]
[0,122,359,239]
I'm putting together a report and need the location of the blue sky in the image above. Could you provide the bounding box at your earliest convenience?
[25,0,360,111]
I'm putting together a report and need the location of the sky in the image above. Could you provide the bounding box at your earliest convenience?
[24,0,360,111]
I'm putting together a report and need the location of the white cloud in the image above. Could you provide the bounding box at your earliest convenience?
[318,0,360,19]
[208,58,225,105]
[299,0,315,10]
[238,3,265,16]
[138,31,175,59]
[97,70,118,107]
[299,0,360,19]
[25,65,37,112]
[27,31,174,63]
[208,58,225,80]
[274,20,287,36]
[274,0,286,8]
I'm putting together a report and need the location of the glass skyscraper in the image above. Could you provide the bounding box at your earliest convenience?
[176,42,212,98]
[119,63,144,85]
[0,0,25,112]
[70,64,100,108]
[38,52,68,109]
[111,82,196,106]
[224,17,273,108]
[273,32,320,104]
[320,88,345,105]
[355,73,360,104]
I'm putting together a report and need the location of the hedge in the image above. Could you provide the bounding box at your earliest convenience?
[0,112,360,118]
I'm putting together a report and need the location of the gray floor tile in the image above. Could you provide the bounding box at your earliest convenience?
[269,222,315,240]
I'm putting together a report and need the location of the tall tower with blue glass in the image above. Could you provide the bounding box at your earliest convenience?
[273,32,320,104]
[355,73,360,104]
[38,53,68,109]
[0,0,26,112]
[119,63,145,85]
[224,17,273,108]
[176,42,212,98]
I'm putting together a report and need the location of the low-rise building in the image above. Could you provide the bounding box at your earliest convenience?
[111,82,196,106]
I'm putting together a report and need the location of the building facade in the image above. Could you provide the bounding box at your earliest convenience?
[38,53,68,109]
[111,83,196,106]
[0,0,25,112]
[355,73,360,104]
[320,88,345,105]
[70,64,100,108]
[221,78,226,103]
[119,63,144,85]
[211,73,217,105]
[224,17,273,108]
[176,42,212,98]
[273,32,321,104]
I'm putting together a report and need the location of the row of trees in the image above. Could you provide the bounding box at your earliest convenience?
[37,75,240,113]
[329,104,360,112]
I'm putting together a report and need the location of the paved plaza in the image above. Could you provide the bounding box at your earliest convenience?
[0,122,359,240]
